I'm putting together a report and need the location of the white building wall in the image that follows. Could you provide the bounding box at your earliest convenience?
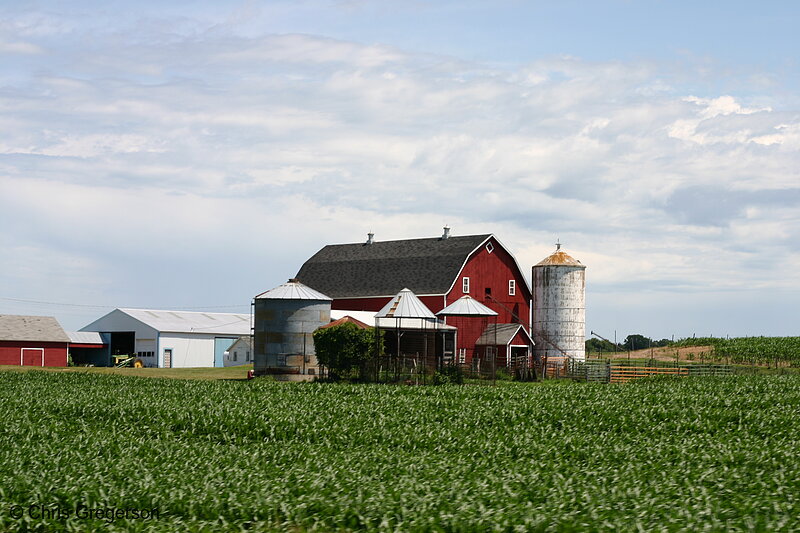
[135,337,158,367]
[224,338,252,367]
[158,333,216,368]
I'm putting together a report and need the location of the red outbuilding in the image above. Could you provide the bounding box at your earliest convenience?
[296,228,533,367]
[0,315,70,367]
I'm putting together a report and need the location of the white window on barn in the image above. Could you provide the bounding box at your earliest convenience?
[486,242,494,253]
[233,351,238,362]
[246,351,250,362]
[458,348,466,364]
[462,277,470,293]
[277,354,287,366]
[508,279,516,296]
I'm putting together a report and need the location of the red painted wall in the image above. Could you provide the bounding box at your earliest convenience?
[443,237,531,365]
[331,237,532,367]
[0,341,68,367]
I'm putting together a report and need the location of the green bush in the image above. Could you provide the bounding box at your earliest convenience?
[313,322,380,379]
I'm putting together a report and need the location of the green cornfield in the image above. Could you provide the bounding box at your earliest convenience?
[673,336,800,366]
[1,371,799,532]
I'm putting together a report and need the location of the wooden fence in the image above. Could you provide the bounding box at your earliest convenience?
[564,359,733,384]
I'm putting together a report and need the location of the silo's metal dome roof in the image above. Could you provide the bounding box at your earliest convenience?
[255,279,332,300]
[534,245,585,268]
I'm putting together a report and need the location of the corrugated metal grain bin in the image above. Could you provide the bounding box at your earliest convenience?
[253,279,332,379]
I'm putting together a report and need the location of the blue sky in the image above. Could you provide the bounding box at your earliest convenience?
[1,1,798,338]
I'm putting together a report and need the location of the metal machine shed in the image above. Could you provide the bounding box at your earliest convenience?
[80,308,251,368]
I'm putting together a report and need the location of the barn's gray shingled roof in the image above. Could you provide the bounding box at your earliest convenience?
[296,234,492,298]
[0,315,70,343]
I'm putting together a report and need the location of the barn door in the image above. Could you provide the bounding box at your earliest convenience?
[214,338,238,368]
[21,348,44,366]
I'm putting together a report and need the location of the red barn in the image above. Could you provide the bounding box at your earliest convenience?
[296,229,533,367]
[0,315,70,367]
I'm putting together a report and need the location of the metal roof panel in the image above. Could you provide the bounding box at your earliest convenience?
[67,331,106,344]
[255,279,332,301]
[436,295,498,317]
[116,308,251,335]
[375,288,438,319]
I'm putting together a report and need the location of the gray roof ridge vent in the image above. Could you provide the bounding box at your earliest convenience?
[365,232,374,245]
[441,225,451,240]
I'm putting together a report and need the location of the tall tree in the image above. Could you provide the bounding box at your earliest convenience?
[623,334,652,351]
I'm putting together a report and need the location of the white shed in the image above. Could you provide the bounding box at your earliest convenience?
[80,308,251,368]
[223,337,252,367]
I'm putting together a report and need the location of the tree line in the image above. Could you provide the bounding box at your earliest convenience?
[585,334,671,354]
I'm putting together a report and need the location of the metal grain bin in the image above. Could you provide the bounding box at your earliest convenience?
[253,279,332,378]
[532,244,586,362]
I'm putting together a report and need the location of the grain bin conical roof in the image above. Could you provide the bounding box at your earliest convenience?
[375,288,437,319]
[254,279,332,300]
[436,295,498,317]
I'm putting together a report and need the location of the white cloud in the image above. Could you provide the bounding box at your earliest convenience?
[0,9,798,335]
[0,40,42,54]
[211,34,406,68]
[0,133,166,158]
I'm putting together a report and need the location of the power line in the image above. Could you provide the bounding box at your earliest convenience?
[0,296,249,311]
[0,297,112,309]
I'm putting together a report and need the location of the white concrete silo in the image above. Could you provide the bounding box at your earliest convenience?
[532,244,586,362]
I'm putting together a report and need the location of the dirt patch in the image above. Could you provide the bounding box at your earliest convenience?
[588,345,716,363]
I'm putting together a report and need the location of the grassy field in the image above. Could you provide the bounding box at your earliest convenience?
[591,336,800,367]
[0,364,253,381]
[1,372,799,532]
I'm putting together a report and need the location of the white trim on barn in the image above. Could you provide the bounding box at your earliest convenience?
[21,347,45,366]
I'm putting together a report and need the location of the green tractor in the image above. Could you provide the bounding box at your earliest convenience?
[113,355,145,368]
